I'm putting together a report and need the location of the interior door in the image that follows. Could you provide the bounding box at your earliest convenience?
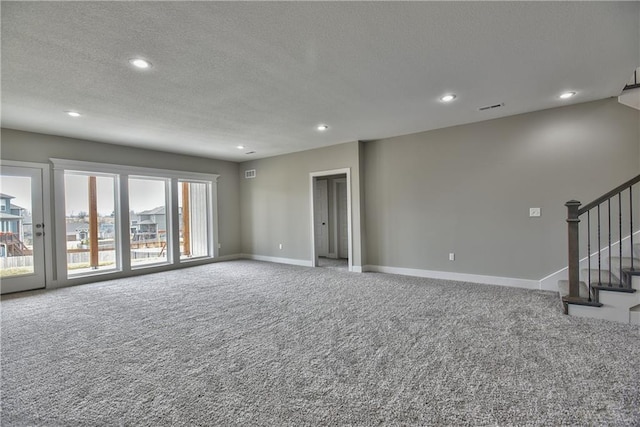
[0,165,46,294]
[314,179,329,257]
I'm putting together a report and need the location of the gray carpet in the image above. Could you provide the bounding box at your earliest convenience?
[317,257,348,271]
[2,260,639,426]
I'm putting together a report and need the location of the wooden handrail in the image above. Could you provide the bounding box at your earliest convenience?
[578,174,640,215]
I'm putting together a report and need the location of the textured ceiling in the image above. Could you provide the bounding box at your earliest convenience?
[2,2,639,162]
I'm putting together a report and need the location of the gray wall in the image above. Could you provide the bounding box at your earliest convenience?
[363,98,640,280]
[0,128,241,256]
[3,97,637,282]
[239,141,364,267]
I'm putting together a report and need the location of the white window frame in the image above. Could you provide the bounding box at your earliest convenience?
[51,159,219,285]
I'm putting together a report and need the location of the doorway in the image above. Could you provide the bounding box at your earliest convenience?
[310,169,351,271]
[0,163,49,293]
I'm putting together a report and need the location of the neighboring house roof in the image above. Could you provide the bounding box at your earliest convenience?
[138,206,165,215]
[0,212,23,220]
[0,193,15,200]
[10,203,26,211]
[138,220,156,225]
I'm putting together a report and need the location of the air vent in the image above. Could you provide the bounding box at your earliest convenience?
[478,102,504,111]
[244,169,256,179]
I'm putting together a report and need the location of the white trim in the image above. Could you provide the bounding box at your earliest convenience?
[50,158,220,182]
[242,253,313,267]
[363,265,540,290]
[310,168,353,272]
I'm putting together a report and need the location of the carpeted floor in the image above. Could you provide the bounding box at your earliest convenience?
[317,257,348,271]
[2,260,639,426]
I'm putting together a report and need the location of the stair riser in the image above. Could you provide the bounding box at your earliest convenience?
[609,257,640,271]
[597,291,640,309]
[568,304,630,323]
[631,311,640,325]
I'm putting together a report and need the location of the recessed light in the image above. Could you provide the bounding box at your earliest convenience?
[317,124,329,131]
[65,111,81,117]
[129,58,152,69]
[559,91,576,99]
[440,94,456,102]
[237,145,245,150]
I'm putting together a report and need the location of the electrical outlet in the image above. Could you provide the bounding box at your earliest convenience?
[449,253,455,261]
[218,243,221,249]
[529,207,541,217]
[279,243,283,250]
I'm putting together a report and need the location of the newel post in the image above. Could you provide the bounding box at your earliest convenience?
[566,200,581,298]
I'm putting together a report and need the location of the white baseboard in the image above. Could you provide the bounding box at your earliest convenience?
[363,265,540,290]
[241,254,313,267]
[351,265,363,273]
[213,254,243,262]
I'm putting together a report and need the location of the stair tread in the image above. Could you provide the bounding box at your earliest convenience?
[562,296,603,307]
[591,284,637,293]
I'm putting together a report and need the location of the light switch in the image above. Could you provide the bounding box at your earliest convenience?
[529,207,541,217]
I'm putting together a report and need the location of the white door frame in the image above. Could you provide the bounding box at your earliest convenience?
[309,168,352,271]
[0,160,53,293]
[333,177,347,259]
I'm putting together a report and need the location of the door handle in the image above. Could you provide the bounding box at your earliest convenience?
[36,232,44,237]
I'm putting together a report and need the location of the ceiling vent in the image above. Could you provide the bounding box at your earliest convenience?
[478,102,504,111]
[244,169,256,179]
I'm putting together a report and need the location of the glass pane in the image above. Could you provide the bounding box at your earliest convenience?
[178,181,209,259]
[65,173,118,277]
[0,176,34,278]
[129,177,169,267]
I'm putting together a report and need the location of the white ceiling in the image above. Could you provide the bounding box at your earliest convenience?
[2,2,638,162]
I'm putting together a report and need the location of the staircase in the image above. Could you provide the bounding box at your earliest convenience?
[559,174,640,324]
[0,232,31,256]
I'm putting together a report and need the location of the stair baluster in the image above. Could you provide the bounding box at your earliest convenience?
[597,204,602,285]
[608,199,612,287]
[630,187,634,272]
[587,210,592,301]
[619,193,623,288]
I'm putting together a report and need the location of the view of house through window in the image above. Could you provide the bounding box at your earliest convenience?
[0,176,34,278]
[64,173,119,276]
[178,181,209,259]
[129,177,169,267]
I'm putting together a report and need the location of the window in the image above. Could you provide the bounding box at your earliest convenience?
[64,172,119,276]
[129,177,170,268]
[178,181,211,260]
[52,159,218,282]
